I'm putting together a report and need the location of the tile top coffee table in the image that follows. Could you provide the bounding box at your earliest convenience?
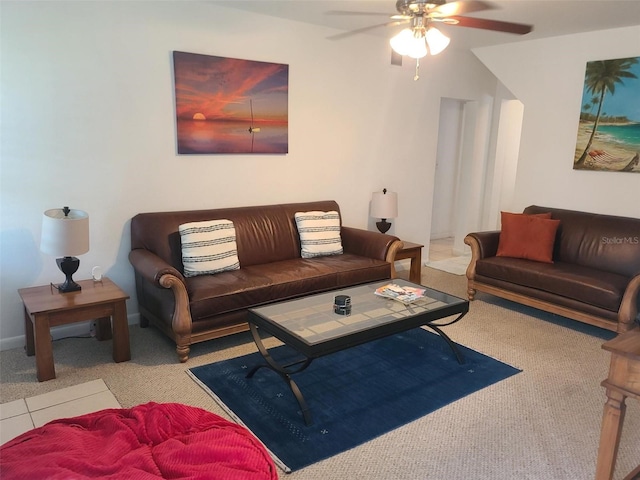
[247,279,468,425]
[18,277,131,382]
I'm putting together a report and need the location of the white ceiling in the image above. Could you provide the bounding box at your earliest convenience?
[210,0,640,51]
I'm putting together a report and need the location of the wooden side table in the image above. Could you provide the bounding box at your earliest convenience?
[18,277,131,382]
[395,241,424,284]
[595,330,640,480]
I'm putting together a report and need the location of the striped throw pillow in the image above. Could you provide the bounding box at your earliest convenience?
[294,210,343,258]
[179,219,240,277]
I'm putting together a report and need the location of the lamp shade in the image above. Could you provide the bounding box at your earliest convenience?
[371,191,398,220]
[390,28,415,57]
[390,28,428,59]
[425,26,450,55]
[41,208,89,257]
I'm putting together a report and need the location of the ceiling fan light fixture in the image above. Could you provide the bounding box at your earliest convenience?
[407,30,428,58]
[390,28,414,56]
[390,27,428,59]
[425,26,450,55]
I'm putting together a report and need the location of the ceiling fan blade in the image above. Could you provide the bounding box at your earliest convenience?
[428,0,494,18]
[327,19,409,40]
[446,16,533,35]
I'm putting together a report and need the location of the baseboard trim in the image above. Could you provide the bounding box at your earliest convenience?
[0,313,141,352]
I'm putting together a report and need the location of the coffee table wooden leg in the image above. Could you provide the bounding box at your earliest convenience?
[33,313,55,382]
[111,301,130,363]
[595,388,626,480]
[24,307,35,356]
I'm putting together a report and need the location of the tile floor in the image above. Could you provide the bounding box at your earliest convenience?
[0,239,454,447]
[0,379,120,445]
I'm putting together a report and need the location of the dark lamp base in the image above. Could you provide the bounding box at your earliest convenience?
[56,256,82,293]
[56,278,82,293]
[376,219,392,234]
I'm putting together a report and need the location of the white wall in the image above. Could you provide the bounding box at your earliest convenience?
[0,1,497,348]
[473,26,640,217]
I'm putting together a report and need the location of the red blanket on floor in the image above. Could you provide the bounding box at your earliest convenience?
[0,402,278,479]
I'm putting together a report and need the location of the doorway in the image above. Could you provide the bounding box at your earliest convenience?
[430,96,494,260]
[429,94,524,263]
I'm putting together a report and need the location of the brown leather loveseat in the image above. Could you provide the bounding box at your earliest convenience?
[129,200,402,362]
[464,206,640,333]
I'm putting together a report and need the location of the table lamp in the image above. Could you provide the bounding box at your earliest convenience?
[371,189,398,234]
[41,206,90,292]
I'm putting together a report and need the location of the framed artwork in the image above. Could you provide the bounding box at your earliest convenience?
[574,56,639,173]
[173,51,288,154]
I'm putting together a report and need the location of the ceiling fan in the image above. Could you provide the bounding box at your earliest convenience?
[328,0,533,79]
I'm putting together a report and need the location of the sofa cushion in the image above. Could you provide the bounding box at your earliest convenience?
[295,211,343,258]
[497,212,560,263]
[186,255,390,321]
[476,257,628,312]
[179,219,240,277]
[470,274,619,323]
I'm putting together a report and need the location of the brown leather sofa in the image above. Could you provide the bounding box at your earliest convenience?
[464,206,640,333]
[129,200,403,362]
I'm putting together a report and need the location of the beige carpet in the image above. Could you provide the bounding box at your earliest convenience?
[1,269,638,479]
[426,255,471,276]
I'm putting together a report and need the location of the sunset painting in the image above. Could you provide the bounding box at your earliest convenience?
[173,51,288,154]
[574,56,639,173]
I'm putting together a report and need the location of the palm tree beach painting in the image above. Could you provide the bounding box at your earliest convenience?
[574,56,639,173]
[173,51,288,154]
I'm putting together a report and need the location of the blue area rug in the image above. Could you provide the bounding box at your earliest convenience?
[188,327,521,472]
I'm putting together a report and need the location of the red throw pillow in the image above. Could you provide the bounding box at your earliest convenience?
[496,211,560,263]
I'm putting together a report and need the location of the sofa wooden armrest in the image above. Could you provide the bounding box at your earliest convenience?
[129,249,184,286]
[464,231,500,259]
[129,249,193,361]
[619,274,640,332]
[341,226,403,278]
[464,232,499,293]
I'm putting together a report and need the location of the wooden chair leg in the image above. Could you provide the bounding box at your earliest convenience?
[595,388,626,480]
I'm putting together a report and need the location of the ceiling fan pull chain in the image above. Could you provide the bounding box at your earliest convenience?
[414,58,420,81]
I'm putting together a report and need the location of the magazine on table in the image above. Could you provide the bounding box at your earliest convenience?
[374,283,426,305]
